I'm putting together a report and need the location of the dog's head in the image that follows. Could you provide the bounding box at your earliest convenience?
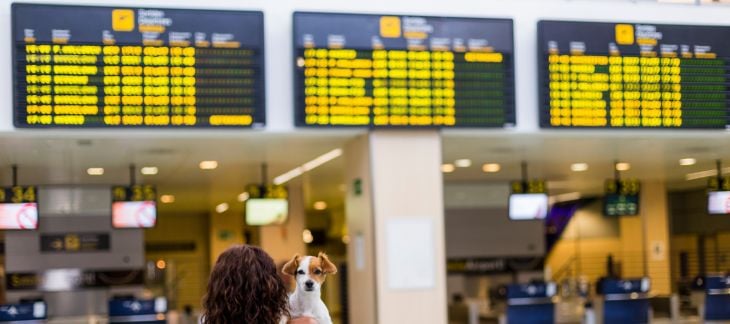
[283,252,337,293]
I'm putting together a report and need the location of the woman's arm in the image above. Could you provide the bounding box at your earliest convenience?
[288,317,317,324]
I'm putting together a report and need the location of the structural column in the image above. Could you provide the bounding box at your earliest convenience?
[344,130,447,324]
[619,180,671,295]
[260,183,307,263]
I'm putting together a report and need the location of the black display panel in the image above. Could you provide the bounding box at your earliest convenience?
[293,12,515,128]
[12,4,265,128]
[538,20,730,129]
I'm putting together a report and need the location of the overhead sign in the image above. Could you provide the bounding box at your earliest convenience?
[293,12,516,128]
[510,180,547,194]
[12,4,266,128]
[539,20,730,129]
[40,233,110,252]
[604,179,640,216]
[0,186,39,230]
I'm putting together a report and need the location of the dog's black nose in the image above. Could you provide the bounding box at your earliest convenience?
[305,281,314,289]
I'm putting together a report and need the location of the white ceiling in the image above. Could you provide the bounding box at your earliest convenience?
[0,131,728,213]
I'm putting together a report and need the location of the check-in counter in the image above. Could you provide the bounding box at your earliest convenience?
[505,282,556,324]
[108,297,167,324]
[595,278,651,324]
[702,275,730,321]
[0,302,47,323]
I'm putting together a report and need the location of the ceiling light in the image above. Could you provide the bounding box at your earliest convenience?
[454,159,472,168]
[570,163,589,172]
[441,163,455,173]
[615,162,631,171]
[156,260,166,270]
[273,167,304,185]
[199,160,218,170]
[215,202,229,214]
[686,167,730,181]
[237,192,250,202]
[302,148,342,171]
[679,158,696,166]
[87,167,104,176]
[313,201,327,210]
[482,163,501,173]
[302,229,314,244]
[160,195,175,204]
[273,148,343,185]
[141,166,158,175]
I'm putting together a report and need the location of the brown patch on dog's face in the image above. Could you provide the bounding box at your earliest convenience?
[308,257,327,284]
[307,252,337,284]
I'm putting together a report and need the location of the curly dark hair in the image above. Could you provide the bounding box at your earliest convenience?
[202,245,289,324]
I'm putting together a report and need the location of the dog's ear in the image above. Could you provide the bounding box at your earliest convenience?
[318,252,337,275]
[282,254,300,276]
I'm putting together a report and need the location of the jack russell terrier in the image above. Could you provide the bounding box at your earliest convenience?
[281,252,337,324]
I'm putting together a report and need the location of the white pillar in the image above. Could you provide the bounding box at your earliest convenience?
[345,130,447,324]
[260,183,307,264]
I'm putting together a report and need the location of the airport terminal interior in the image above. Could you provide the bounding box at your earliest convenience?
[1,0,730,323]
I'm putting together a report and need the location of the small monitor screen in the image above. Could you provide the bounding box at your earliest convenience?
[509,194,548,220]
[112,201,157,228]
[708,191,730,215]
[245,198,288,226]
[0,202,38,230]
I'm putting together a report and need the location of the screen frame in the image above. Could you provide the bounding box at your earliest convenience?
[0,202,40,231]
[11,2,266,129]
[507,193,549,221]
[536,19,730,130]
[707,190,730,215]
[244,198,289,226]
[292,10,516,129]
[111,200,158,229]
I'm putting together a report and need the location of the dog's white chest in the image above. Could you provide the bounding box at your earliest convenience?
[289,293,332,324]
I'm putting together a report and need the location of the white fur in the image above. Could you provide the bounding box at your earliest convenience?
[285,256,333,324]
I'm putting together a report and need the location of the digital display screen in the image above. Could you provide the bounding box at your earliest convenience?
[294,12,515,128]
[12,4,265,128]
[0,203,38,230]
[539,20,730,129]
[0,186,39,230]
[112,201,157,228]
[604,194,639,216]
[508,194,548,220]
[708,191,730,215]
[245,198,288,226]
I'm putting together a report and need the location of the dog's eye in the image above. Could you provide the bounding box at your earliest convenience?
[314,269,322,275]
[297,270,305,275]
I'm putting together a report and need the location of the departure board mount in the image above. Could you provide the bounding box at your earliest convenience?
[293,12,516,128]
[12,3,265,128]
[538,20,730,129]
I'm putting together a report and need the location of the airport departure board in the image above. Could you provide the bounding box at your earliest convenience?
[293,12,515,128]
[12,4,265,128]
[538,20,730,129]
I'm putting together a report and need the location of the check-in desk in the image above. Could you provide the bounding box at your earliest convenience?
[595,278,651,324]
[108,297,167,324]
[701,275,730,322]
[0,302,47,323]
[505,282,556,324]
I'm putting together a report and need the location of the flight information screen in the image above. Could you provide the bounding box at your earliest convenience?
[12,4,265,128]
[539,20,730,129]
[293,12,515,128]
